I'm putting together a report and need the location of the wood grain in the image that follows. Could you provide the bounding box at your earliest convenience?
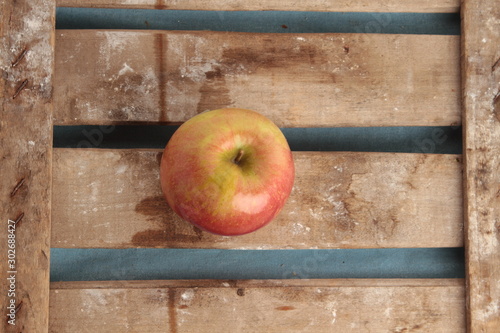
[54,30,461,127]
[0,0,55,332]
[49,279,466,332]
[56,0,460,13]
[461,0,500,331]
[51,149,463,249]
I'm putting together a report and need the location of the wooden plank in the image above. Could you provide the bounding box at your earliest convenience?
[49,279,466,332]
[54,30,461,127]
[0,0,55,332]
[51,149,463,249]
[56,0,460,13]
[461,0,500,331]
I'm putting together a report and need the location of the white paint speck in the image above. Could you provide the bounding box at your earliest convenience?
[325,303,337,325]
[100,31,132,53]
[118,63,134,76]
[92,223,109,228]
[328,184,341,192]
[83,289,108,307]
[116,165,128,174]
[309,208,323,220]
[292,222,311,235]
[88,181,99,201]
[23,17,43,35]
[179,58,219,82]
[181,289,195,302]
[477,301,500,321]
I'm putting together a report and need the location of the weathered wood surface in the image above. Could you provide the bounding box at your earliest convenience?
[51,149,463,249]
[49,279,466,333]
[461,0,500,331]
[56,0,460,13]
[54,30,460,127]
[0,0,55,332]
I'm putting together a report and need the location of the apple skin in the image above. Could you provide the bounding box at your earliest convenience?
[160,108,295,236]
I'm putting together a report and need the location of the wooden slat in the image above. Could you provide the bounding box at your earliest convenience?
[51,149,463,249]
[49,279,466,332]
[461,0,500,331]
[56,0,460,13]
[54,30,460,127]
[0,0,55,332]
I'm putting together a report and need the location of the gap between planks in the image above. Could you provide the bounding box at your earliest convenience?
[49,279,466,333]
[54,30,460,127]
[55,0,460,13]
[51,149,463,249]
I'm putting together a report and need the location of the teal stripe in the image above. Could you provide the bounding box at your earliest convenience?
[54,126,462,154]
[56,8,460,35]
[51,248,464,281]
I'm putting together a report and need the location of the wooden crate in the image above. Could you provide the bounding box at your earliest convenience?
[1,0,499,332]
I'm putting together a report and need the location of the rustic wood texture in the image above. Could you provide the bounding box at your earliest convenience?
[51,149,463,249]
[56,0,460,13]
[0,0,55,332]
[54,30,460,127]
[461,0,500,331]
[49,279,466,333]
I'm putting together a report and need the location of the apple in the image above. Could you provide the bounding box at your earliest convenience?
[160,108,295,236]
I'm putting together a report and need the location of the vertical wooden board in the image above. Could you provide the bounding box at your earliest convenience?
[55,0,461,13]
[0,0,55,332]
[49,279,466,333]
[461,0,500,331]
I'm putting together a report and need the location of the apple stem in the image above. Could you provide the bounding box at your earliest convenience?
[233,149,244,165]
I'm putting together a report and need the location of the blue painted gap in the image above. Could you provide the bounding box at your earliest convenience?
[50,248,464,281]
[53,125,462,154]
[56,8,460,35]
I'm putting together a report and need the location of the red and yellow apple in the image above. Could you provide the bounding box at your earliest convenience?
[160,108,295,236]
